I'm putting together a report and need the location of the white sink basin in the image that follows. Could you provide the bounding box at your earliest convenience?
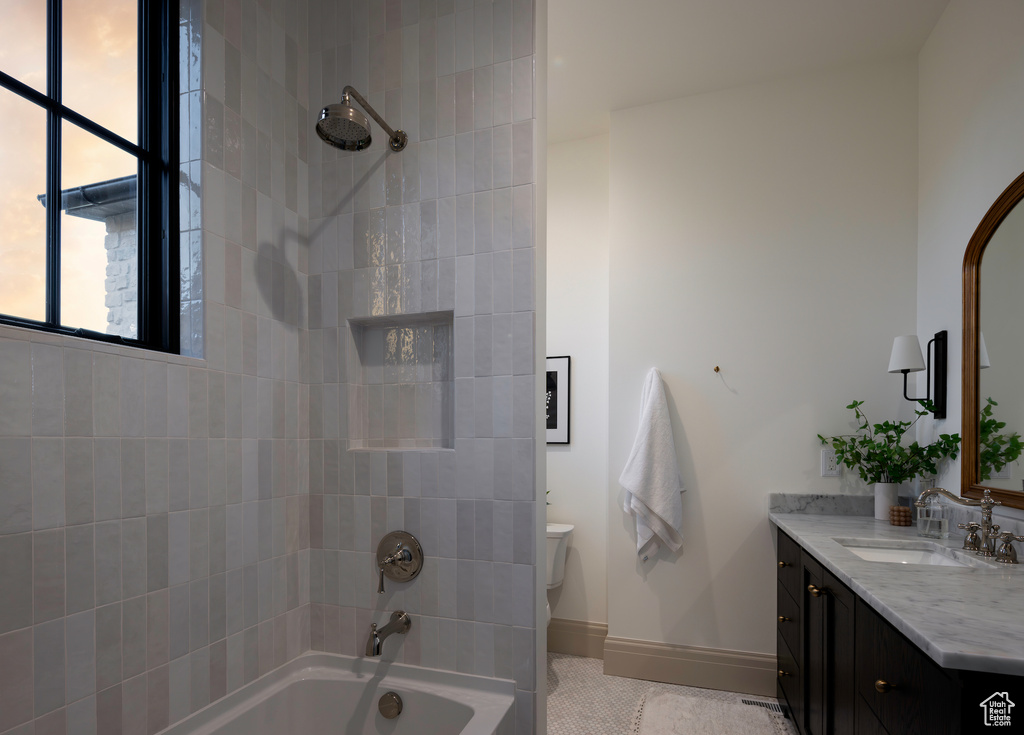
[833,538,982,568]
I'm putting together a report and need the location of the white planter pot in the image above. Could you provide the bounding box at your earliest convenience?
[874,482,898,520]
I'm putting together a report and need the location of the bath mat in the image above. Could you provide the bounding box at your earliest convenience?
[629,691,779,735]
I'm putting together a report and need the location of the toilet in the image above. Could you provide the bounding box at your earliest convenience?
[545,523,574,626]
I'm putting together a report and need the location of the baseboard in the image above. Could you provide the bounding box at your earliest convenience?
[603,636,777,697]
[547,618,608,659]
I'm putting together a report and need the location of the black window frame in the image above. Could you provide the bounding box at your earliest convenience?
[0,0,179,353]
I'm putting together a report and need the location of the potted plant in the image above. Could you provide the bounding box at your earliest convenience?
[979,397,1023,482]
[818,400,961,520]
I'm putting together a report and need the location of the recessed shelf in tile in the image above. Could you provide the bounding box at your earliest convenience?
[347,311,454,450]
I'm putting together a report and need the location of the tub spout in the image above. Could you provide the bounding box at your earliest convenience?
[365,611,411,657]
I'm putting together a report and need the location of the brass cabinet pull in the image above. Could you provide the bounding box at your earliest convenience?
[807,584,825,597]
[874,679,893,694]
[778,669,791,678]
[778,616,791,623]
[778,561,790,568]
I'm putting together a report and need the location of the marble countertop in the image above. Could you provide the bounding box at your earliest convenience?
[770,512,1024,676]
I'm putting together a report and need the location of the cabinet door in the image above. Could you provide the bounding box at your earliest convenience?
[802,552,856,735]
[855,597,958,735]
[824,568,855,735]
[855,694,889,735]
[803,552,826,735]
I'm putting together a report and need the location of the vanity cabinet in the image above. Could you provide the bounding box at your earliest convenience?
[774,529,1022,735]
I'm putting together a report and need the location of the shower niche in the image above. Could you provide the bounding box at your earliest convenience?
[347,311,454,450]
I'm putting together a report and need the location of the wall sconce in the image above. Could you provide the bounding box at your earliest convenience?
[887,330,947,419]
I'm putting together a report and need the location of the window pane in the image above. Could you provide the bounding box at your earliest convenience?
[63,0,138,143]
[0,0,47,92]
[0,88,47,322]
[61,120,138,338]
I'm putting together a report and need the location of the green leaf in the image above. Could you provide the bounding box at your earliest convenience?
[979,397,1022,480]
[816,400,960,486]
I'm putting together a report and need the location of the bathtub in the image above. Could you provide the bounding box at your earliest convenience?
[158,653,515,735]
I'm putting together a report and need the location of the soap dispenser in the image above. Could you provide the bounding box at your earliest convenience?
[916,494,949,539]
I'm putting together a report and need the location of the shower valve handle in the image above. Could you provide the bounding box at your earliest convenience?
[377,544,409,594]
[374,531,424,595]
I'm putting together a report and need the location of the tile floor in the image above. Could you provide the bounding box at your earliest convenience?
[547,653,798,734]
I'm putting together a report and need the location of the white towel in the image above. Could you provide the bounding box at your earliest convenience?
[620,368,685,558]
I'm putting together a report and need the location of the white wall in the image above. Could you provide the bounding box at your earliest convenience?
[546,134,610,624]
[606,59,920,653]
[917,0,1024,494]
[542,0,1024,670]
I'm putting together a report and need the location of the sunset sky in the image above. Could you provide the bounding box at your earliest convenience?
[0,0,138,332]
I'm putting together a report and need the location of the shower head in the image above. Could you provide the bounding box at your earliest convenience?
[317,103,372,151]
[316,86,408,152]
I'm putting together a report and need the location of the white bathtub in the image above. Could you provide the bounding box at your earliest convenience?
[158,653,515,735]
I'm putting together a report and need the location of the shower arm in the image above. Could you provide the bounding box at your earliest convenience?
[343,86,408,150]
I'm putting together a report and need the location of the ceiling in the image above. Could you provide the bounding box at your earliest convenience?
[547,0,950,143]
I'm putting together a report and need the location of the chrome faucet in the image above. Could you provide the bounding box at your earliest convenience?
[914,488,1002,557]
[365,611,411,657]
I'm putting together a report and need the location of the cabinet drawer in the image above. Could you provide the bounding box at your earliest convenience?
[777,530,802,601]
[855,598,957,735]
[777,629,802,726]
[777,580,800,663]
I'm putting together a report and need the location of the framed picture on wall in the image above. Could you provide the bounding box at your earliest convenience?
[546,356,571,444]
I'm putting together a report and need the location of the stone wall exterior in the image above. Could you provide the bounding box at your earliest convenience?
[103,211,139,339]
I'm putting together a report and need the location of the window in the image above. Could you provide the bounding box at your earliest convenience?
[0,0,178,351]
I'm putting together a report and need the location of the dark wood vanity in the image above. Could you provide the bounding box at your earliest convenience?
[776,529,1024,735]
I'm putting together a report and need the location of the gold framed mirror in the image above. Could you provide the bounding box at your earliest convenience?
[962,170,1024,508]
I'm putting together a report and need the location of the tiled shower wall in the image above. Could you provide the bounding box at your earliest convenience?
[0,0,541,731]
[0,0,312,732]
[305,0,539,732]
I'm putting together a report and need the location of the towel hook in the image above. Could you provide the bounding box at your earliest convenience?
[714,364,738,394]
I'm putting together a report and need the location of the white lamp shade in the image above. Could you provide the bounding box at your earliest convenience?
[979,332,991,369]
[888,335,925,373]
